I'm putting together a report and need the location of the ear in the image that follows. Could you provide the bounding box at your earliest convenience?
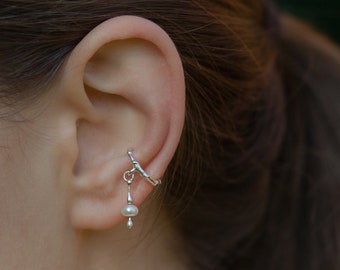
[59,16,185,230]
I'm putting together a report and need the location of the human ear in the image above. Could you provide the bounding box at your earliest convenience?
[58,16,185,230]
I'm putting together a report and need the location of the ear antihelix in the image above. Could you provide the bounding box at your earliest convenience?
[121,150,161,229]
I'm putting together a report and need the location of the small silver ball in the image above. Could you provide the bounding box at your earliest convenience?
[127,218,133,229]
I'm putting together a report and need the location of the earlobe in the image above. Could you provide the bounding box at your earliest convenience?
[61,16,185,230]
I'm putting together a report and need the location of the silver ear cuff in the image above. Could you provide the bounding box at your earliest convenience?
[121,150,161,229]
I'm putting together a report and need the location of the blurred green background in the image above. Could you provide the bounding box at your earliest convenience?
[275,0,340,44]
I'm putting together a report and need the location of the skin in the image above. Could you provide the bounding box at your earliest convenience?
[0,16,187,270]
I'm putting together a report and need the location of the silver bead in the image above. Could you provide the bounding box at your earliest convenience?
[127,218,133,229]
[121,205,139,217]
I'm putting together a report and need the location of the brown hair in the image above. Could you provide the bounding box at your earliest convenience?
[0,1,339,269]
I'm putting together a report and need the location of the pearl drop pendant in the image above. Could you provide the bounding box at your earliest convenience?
[121,204,139,229]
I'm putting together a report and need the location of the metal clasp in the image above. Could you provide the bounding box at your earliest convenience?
[127,150,161,186]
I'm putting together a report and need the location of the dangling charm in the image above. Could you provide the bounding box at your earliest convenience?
[121,171,139,229]
[121,150,161,229]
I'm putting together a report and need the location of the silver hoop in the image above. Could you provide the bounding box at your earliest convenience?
[126,150,162,186]
[123,171,134,184]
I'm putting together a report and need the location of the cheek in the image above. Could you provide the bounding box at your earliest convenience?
[0,129,68,265]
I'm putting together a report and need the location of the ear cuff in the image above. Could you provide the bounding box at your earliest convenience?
[121,150,161,229]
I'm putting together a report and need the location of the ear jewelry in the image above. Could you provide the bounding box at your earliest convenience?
[121,150,161,229]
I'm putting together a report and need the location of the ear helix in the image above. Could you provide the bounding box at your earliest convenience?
[121,150,161,229]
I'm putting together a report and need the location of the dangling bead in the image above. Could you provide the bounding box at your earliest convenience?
[127,217,133,229]
[121,204,139,217]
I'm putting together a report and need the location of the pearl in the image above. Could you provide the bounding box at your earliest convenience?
[121,205,139,217]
